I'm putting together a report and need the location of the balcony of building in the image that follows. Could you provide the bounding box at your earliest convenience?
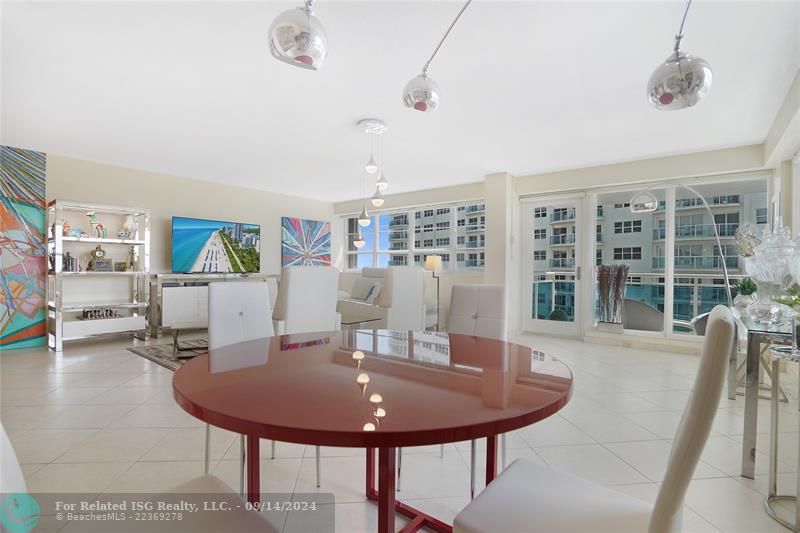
[464,204,485,214]
[388,216,408,228]
[656,195,741,212]
[463,259,485,268]
[464,224,485,233]
[652,223,739,240]
[549,209,576,224]
[549,233,576,246]
[388,231,408,241]
[651,255,740,270]
[461,240,484,249]
[550,258,575,269]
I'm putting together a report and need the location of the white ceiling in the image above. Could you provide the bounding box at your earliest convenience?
[2,1,799,202]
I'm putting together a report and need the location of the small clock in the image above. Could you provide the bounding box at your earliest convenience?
[92,245,106,259]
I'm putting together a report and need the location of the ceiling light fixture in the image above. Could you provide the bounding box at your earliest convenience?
[269,0,327,70]
[365,154,379,175]
[647,0,712,110]
[353,229,366,248]
[371,186,385,207]
[358,204,370,227]
[403,0,473,113]
[375,172,389,192]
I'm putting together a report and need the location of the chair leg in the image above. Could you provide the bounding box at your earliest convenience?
[470,439,476,500]
[172,329,179,360]
[501,433,507,470]
[315,445,321,488]
[239,435,245,497]
[271,440,276,459]
[396,448,402,491]
[204,424,211,474]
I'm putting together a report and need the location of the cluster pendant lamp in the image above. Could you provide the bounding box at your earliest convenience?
[352,119,390,247]
[647,0,712,110]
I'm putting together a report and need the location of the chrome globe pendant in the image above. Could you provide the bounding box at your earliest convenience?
[269,0,327,70]
[403,0,472,113]
[647,0,712,110]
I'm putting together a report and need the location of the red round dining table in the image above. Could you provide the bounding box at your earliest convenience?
[173,329,573,533]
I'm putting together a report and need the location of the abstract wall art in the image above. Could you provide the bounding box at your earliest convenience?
[281,217,331,267]
[1,146,47,349]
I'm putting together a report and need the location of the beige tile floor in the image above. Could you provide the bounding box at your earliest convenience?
[2,332,798,532]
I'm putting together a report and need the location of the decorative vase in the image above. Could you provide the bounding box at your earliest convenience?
[746,283,782,324]
[733,293,756,311]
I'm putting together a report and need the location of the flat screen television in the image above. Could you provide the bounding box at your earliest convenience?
[171,216,261,273]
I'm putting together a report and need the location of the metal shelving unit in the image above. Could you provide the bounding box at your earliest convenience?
[47,200,150,351]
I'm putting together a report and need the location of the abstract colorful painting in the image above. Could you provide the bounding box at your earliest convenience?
[281,217,331,267]
[1,146,47,349]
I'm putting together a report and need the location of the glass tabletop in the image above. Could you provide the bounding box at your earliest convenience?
[733,308,793,336]
[172,330,573,448]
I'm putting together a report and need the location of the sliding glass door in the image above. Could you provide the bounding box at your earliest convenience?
[521,196,584,336]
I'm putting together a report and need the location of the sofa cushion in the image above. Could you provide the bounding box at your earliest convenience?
[350,277,376,300]
[364,282,382,304]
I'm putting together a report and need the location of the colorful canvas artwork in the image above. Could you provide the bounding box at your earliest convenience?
[281,217,331,267]
[1,146,47,349]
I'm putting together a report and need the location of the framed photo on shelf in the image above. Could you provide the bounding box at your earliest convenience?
[114,262,128,272]
[91,259,113,272]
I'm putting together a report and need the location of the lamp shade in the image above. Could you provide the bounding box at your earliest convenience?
[424,255,443,272]
[647,52,712,110]
[403,74,440,113]
[370,186,385,207]
[375,172,389,192]
[269,5,327,70]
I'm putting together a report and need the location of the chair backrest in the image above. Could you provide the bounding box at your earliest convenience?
[208,281,273,351]
[265,277,278,309]
[448,284,506,340]
[649,305,735,533]
[1,422,26,495]
[377,266,425,330]
[623,299,665,332]
[273,266,340,334]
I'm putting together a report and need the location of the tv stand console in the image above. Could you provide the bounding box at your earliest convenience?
[148,273,278,338]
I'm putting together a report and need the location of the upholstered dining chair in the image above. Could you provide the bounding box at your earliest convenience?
[376,266,426,330]
[453,305,735,533]
[447,284,508,499]
[272,266,341,334]
[207,281,321,491]
[1,422,25,495]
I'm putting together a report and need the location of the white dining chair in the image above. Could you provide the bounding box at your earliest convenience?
[376,266,426,330]
[271,267,339,484]
[272,266,341,334]
[206,280,320,491]
[397,284,507,498]
[453,305,735,533]
[1,422,26,495]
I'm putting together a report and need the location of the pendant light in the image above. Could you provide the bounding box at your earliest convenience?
[371,186,385,207]
[365,154,378,174]
[375,172,389,192]
[647,0,712,110]
[358,204,370,227]
[353,229,366,248]
[403,0,472,113]
[269,0,327,70]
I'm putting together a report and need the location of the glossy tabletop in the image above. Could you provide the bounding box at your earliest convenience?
[173,330,573,448]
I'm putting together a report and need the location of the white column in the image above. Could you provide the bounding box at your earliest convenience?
[484,172,520,332]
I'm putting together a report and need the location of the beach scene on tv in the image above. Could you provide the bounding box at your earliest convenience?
[172,216,260,273]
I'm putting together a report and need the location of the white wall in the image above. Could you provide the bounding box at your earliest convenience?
[45,154,341,274]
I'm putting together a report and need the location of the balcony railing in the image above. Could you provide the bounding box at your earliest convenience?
[388,217,408,227]
[388,232,408,240]
[653,223,739,240]
[464,224,485,233]
[550,258,575,269]
[461,241,484,249]
[464,259,484,268]
[652,256,740,269]
[550,234,576,245]
[465,205,485,214]
[550,209,576,223]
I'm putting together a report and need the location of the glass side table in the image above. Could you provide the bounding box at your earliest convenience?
[766,345,800,530]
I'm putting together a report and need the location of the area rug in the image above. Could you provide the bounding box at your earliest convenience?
[127,338,208,371]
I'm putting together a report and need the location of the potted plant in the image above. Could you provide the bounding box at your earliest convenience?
[734,277,758,310]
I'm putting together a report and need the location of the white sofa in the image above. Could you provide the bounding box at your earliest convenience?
[338,266,426,330]
[338,267,385,303]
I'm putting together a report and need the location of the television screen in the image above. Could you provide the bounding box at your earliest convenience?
[171,216,260,273]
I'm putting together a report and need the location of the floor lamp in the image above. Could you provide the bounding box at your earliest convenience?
[424,255,443,330]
